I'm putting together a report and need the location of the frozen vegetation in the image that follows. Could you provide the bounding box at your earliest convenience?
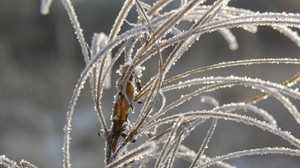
[1,0,300,167]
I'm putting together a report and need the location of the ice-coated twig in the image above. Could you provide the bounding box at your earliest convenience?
[91,33,111,90]
[152,111,300,148]
[200,96,220,107]
[177,145,236,168]
[20,160,38,168]
[145,84,232,127]
[147,0,207,46]
[108,0,135,42]
[191,0,230,29]
[245,72,300,103]
[137,58,300,105]
[190,119,218,168]
[164,58,300,84]
[272,25,300,47]
[214,103,277,127]
[147,0,174,16]
[145,13,300,58]
[191,12,300,41]
[106,142,156,168]
[197,147,300,168]
[90,33,110,137]
[62,20,151,168]
[61,0,90,64]
[154,116,183,168]
[163,76,300,100]
[218,28,238,50]
[163,76,300,124]
[0,155,20,168]
[166,133,183,168]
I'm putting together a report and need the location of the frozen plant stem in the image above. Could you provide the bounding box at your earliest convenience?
[33,0,300,168]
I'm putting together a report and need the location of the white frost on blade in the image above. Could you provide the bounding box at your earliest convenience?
[62,0,90,64]
[190,119,218,168]
[148,84,232,126]
[196,111,300,147]
[274,94,300,124]
[61,22,147,167]
[215,103,277,127]
[197,147,300,168]
[163,76,300,100]
[157,90,167,115]
[108,0,135,42]
[163,58,300,85]
[272,25,300,47]
[181,12,300,49]
[200,95,219,107]
[40,0,53,15]
[163,76,300,124]
[177,145,235,168]
[154,116,184,168]
[0,155,21,168]
[20,160,38,168]
[91,32,112,89]
[147,110,300,148]
[195,0,230,27]
[91,33,108,57]
[189,5,259,33]
[107,142,156,168]
[218,28,238,50]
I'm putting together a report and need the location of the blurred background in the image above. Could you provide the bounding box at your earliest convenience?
[0,0,299,167]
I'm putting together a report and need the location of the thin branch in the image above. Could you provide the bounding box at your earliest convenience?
[106,142,156,168]
[108,0,135,42]
[190,119,218,168]
[245,72,300,103]
[197,147,300,168]
[61,0,90,63]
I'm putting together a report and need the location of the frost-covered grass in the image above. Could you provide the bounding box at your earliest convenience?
[2,0,300,167]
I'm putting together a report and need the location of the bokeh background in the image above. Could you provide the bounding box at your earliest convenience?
[0,0,299,167]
